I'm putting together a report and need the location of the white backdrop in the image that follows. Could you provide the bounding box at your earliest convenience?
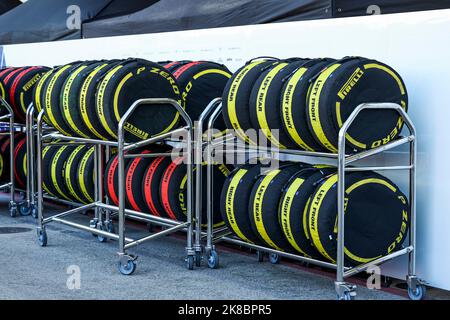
[2,9,450,290]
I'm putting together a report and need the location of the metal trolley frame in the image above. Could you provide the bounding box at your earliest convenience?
[32,98,198,274]
[0,97,27,217]
[198,98,426,300]
[23,104,88,218]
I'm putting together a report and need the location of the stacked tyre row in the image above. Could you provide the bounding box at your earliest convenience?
[105,144,231,227]
[0,133,27,189]
[0,66,50,122]
[220,160,410,266]
[41,144,95,204]
[222,57,408,153]
[33,58,232,142]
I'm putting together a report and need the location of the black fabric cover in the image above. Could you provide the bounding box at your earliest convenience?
[0,0,112,44]
[0,0,21,15]
[333,0,450,17]
[83,0,332,38]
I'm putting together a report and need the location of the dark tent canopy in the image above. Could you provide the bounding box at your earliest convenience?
[83,0,332,38]
[1,0,450,44]
[83,0,450,39]
[333,0,450,17]
[0,0,160,44]
[0,0,21,15]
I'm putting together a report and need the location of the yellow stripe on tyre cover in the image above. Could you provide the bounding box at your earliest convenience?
[253,170,283,251]
[34,70,53,124]
[227,61,266,145]
[42,146,54,196]
[193,69,231,80]
[308,64,341,153]
[256,63,288,149]
[0,81,4,99]
[334,178,397,264]
[79,63,110,140]
[64,145,86,203]
[51,146,71,201]
[96,65,123,139]
[281,67,314,151]
[78,147,94,203]
[44,65,73,135]
[62,65,90,138]
[280,177,309,256]
[225,169,253,243]
[308,174,338,262]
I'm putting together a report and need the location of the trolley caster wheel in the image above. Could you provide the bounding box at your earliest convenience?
[19,203,31,216]
[186,255,194,270]
[37,229,47,247]
[207,250,219,269]
[8,203,17,217]
[106,221,115,234]
[269,253,280,264]
[408,284,426,300]
[337,292,356,301]
[256,251,264,262]
[195,251,202,267]
[97,225,108,243]
[31,206,38,219]
[118,260,136,276]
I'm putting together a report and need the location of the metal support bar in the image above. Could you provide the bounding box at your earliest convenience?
[124,222,190,250]
[51,217,134,243]
[344,246,413,278]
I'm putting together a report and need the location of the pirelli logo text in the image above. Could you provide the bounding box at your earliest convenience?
[338,68,364,100]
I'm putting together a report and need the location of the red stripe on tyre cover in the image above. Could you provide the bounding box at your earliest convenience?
[163,61,179,69]
[143,156,165,216]
[126,150,151,212]
[172,61,202,79]
[160,157,184,220]
[9,67,38,122]
[107,156,119,205]
[0,68,13,78]
[13,137,26,187]
[3,67,26,85]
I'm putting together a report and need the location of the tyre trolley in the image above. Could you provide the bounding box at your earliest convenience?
[198,98,426,300]
[33,98,197,274]
[0,96,27,217]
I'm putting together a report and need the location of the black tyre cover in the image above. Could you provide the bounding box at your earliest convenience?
[279,166,335,258]
[307,171,410,266]
[280,59,333,151]
[96,59,182,142]
[248,162,309,251]
[307,57,408,153]
[248,58,308,149]
[222,58,279,145]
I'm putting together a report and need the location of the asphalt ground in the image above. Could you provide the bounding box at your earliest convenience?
[0,193,409,300]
